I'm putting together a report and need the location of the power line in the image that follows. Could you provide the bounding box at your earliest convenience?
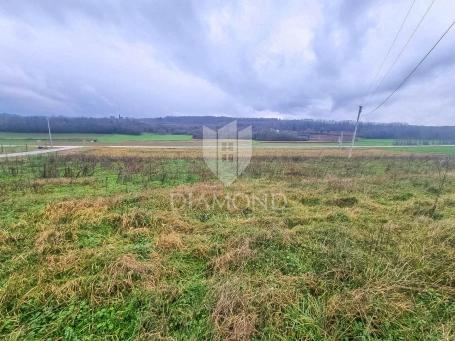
[348,105,363,159]
[47,117,53,148]
[370,0,437,101]
[362,0,416,105]
[369,19,455,115]
[351,1,415,158]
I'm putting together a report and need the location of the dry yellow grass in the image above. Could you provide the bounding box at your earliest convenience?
[1,146,454,339]
[212,278,257,341]
[44,197,115,224]
[326,283,414,325]
[155,231,184,251]
[211,238,254,273]
[66,145,418,160]
[106,253,156,280]
[77,147,203,159]
[31,177,96,186]
[34,224,78,254]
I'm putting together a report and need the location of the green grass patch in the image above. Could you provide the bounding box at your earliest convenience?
[0,132,192,145]
[0,151,454,339]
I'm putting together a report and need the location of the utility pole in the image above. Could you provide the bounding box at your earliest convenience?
[348,105,363,158]
[47,117,53,148]
[338,131,344,148]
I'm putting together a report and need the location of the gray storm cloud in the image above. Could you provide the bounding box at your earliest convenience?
[0,0,454,124]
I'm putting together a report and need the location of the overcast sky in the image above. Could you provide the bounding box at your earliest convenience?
[0,0,454,125]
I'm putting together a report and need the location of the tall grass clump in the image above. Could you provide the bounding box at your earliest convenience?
[0,149,454,339]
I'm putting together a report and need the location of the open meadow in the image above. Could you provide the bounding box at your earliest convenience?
[2,133,455,157]
[0,132,193,146]
[0,147,454,340]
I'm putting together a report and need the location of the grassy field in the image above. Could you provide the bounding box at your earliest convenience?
[0,148,454,340]
[258,138,411,148]
[256,138,395,148]
[0,145,37,154]
[0,132,192,145]
[356,138,395,146]
[391,146,455,155]
[256,140,455,155]
[2,133,454,157]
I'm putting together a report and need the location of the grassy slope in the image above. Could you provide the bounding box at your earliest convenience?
[0,132,192,144]
[390,146,455,155]
[0,150,454,340]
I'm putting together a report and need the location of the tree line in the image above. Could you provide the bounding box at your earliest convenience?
[1,113,454,141]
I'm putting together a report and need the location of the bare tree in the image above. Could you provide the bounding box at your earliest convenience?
[430,157,449,218]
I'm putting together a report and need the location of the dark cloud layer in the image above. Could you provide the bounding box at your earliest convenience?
[0,0,454,124]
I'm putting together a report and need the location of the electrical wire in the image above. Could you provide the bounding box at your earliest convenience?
[369,19,455,115]
[370,0,438,102]
[362,0,416,105]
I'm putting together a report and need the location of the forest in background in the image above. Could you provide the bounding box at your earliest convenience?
[1,113,455,142]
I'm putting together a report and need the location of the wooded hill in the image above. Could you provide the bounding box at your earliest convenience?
[1,113,454,142]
